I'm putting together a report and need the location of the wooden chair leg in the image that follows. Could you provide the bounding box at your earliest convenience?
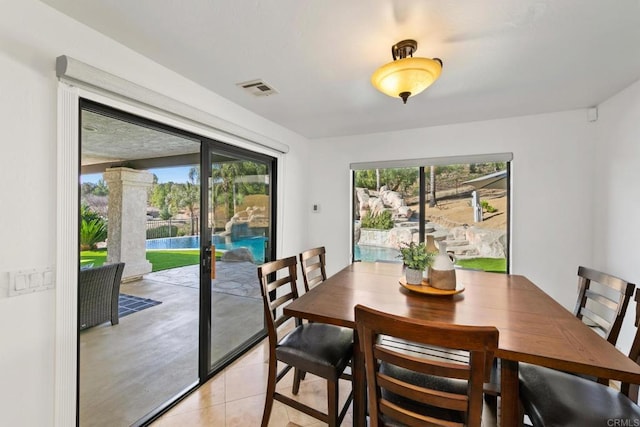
[262,358,278,427]
[327,378,339,427]
[292,368,303,395]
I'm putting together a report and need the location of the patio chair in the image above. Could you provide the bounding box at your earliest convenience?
[257,256,353,427]
[78,262,125,330]
[519,289,640,426]
[355,304,498,427]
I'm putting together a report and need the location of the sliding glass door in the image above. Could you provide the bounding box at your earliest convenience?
[79,99,277,425]
[79,101,201,426]
[200,142,275,373]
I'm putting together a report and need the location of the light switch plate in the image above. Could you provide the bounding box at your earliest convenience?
[9,267,55,297]
[14,274,27,291]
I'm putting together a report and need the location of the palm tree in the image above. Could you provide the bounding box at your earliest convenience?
[172,167,200,235]
[211,161,265,222]
[211,162,238,223]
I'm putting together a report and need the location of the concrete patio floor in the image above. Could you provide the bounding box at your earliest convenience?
[79,261,264,427]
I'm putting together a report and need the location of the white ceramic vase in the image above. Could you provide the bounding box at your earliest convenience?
[429,242,457,290]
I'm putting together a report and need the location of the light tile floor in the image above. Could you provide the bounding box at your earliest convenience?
[80,262,265,426]
[153,337,499,427]
[153,338,353,426]
[82,259,500,427]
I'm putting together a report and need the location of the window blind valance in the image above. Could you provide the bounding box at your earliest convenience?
[350,152,513,170]
[56,55,289,154]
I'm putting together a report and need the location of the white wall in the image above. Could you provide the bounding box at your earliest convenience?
[309,110,597,309]
[0,1,310,425]
[593,79,640,353]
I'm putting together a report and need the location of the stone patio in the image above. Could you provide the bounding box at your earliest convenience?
[147,261,261,299]
[79,260,263,426]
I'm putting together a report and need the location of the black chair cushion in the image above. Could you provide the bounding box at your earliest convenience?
[379,362,467,424]
[276,323,353,380]
[519,362,640,426]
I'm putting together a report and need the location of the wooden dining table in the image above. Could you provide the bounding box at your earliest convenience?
[284,261,640,426]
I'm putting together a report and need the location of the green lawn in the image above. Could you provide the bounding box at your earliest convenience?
[81,248,507,274]
[81,248,204,272]
[455,257,507,273]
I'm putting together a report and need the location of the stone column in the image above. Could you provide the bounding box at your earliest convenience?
[104,167,154,281]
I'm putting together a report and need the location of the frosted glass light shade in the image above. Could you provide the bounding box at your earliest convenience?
[371,57,442,102]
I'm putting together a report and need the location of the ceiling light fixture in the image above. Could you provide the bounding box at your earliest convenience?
[371,39,443,104]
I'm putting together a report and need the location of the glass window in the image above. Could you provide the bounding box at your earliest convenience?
[352,157,510,273]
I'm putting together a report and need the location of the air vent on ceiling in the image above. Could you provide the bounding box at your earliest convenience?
[236,79,278,97]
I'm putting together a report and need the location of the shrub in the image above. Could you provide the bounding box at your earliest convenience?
[147,225,179,239]
[80,218,107,250]
[177,222,192,236]
[159,206,173,220]
[361,210,394,230]
[481,200,497,213]
[80,203,102,223]
[80,205,107,250]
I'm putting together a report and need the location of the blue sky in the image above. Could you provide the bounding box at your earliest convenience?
[82,166,195,184]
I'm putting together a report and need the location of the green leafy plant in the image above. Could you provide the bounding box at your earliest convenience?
[79,204,107,250]
[481,200,497,213]
[80,203,102,223]
[398,241,435,270]
[361,210,394,230]
[159,206,173,220]
[80,218,107,251]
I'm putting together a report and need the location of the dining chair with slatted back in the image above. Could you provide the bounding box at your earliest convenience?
[487,267,636,400]
[355,304,499,427]
[257,256,354,427]
[574,266,635,345]
[519,288,640,426]
[299,246,327,292]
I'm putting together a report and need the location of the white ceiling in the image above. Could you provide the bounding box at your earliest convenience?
[43,0,640,139]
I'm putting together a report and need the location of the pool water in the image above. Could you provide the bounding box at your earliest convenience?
[354,245,401,263]
[146,235,267,264]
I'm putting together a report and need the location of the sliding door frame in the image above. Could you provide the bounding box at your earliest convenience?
[57,83,283,426]
[199,139,276,377]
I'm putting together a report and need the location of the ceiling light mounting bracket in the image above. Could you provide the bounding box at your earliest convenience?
[392,39,418,60]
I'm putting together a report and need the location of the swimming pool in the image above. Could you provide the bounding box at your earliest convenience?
[353,245,401,263]
[146,235,267,264]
